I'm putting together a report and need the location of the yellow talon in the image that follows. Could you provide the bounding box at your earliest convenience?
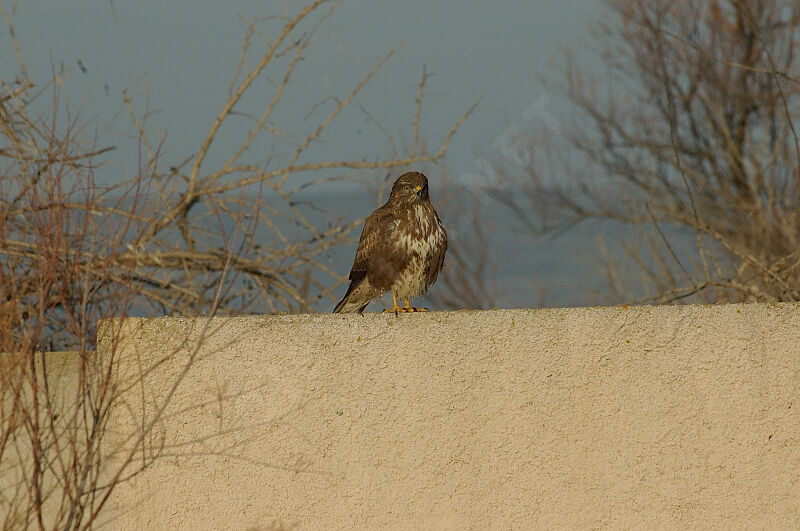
[383,292,406,315]
[382,293,430,314]
[403,298,428,313]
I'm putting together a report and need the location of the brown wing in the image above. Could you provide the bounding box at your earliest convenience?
[333,204,405,312]
[348,206,389,286]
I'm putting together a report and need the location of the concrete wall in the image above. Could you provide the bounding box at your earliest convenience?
[101,303,800,529]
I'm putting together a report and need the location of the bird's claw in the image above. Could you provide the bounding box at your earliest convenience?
[383,306,428,315]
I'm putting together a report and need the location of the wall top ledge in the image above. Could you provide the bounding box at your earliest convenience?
[97,302,800,359]
[99,300,800,327]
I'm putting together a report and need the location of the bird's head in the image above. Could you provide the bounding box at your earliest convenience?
[389,171,430,203]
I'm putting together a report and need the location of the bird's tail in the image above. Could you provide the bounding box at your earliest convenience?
[332,293,351,313]
[332,277,369,313]
[332,291,362,313]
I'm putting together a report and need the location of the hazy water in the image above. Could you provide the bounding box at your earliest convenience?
[133,188,596,311]
[235,189,701,311]
[37,183,699,316]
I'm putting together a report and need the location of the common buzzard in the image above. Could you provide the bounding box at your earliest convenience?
[333,171,447,314]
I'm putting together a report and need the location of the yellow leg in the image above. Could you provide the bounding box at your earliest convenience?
[383,292,406,315]
[403,298,429,313]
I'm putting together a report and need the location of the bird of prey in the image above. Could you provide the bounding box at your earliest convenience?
[333,171,447,314]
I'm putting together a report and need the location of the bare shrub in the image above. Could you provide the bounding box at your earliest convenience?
[430,193,500,310]
[499,0,800,304]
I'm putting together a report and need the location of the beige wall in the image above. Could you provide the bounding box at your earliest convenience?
[101,303,800,529]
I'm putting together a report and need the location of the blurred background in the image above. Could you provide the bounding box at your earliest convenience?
[2,0,799,349]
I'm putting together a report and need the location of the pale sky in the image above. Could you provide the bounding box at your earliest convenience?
[2,0,603,183]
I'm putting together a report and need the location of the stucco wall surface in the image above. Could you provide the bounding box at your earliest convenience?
[102,303,800,529]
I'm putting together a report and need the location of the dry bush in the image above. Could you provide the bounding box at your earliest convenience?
[430,194,500,310]
[500,0,800,304]
[0,0,477,527]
